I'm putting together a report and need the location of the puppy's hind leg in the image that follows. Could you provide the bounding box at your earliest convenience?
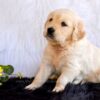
[25,64,53,90]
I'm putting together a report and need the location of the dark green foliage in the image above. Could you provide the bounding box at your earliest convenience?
[0,65,14,84]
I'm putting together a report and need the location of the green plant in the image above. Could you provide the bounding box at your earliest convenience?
[0,65,14,85]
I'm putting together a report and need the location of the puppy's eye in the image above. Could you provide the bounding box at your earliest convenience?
[49,18,53,22]
[61,22,68,27]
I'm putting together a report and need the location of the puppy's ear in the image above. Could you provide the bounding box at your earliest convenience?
[72,18,85,41]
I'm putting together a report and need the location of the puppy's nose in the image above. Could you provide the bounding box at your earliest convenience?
[47,27,55,38]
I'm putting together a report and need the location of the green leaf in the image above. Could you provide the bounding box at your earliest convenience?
[0,65,3,68]
[3,65,14,75]
[0,75,9,82]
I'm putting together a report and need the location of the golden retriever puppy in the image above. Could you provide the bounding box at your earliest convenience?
[25,9,100,92]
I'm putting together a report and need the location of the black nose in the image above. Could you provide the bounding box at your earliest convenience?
[47,27,55,38]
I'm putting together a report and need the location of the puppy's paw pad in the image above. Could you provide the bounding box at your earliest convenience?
[52,85,64,92]
[25,84,37,90]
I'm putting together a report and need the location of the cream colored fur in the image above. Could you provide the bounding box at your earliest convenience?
[25,9,100,92]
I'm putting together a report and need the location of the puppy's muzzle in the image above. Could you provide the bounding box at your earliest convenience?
[47,27,55,39]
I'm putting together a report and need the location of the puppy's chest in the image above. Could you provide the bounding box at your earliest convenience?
[52,55,60,68]
[51,51,66,70]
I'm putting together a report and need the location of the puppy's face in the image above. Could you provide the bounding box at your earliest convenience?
[44,9,85,46]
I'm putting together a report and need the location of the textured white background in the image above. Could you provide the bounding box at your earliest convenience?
[0,0,100,77]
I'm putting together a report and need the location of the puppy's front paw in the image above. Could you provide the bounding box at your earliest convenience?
[52,84,65,92]
[73,79,81,84]
[25,83,38,90]
[73,76,83,84]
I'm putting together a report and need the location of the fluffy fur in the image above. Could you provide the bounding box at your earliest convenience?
[25,9,100,92]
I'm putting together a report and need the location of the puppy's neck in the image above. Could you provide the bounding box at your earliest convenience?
[49,43,69,53]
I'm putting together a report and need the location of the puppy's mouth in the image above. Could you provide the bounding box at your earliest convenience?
[45,34,61,44]
[44,32,62,45]
[46,35,54,40]
[45,32,55,40]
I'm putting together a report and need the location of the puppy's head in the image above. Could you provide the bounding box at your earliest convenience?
[44,9,85,46]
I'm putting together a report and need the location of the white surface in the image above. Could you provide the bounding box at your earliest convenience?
[0,0,100,77]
